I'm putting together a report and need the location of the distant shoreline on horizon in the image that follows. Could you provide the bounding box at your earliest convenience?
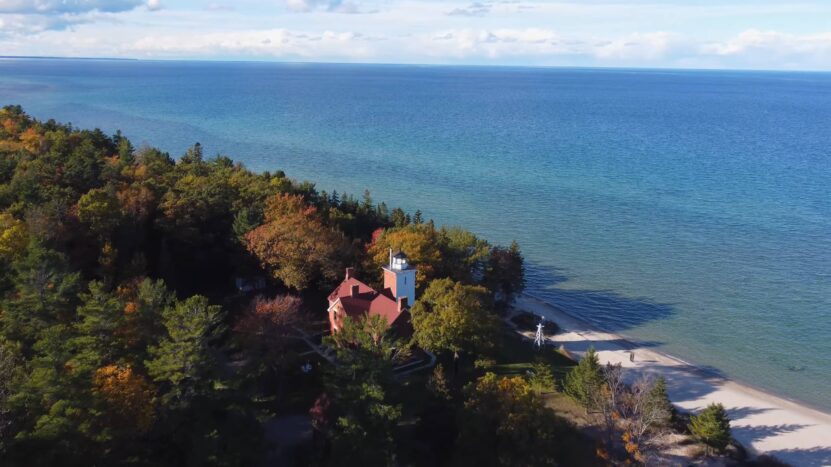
[2,54,831,74]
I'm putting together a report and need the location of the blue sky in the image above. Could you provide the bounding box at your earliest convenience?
[1,0,831,70]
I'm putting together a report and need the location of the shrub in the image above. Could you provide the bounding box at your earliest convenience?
[527,362,556,394]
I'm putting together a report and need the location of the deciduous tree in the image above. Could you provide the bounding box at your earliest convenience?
[484,240,526,305]
[245,193,348,290]
[234,294,304,372]
[409,278,500,359]
[0,212,27,262]
[457,372,570,466]
[92,364,156,434]
[77,187,122,238]
[368,223,443,285]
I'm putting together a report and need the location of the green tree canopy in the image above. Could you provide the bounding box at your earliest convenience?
[484,240,526,305]
[688,403,731,455]
[319,316,403,466]
[76,187,122,238]
[563,347,604,411]
[409,278,500,358]
[145,295,225,407]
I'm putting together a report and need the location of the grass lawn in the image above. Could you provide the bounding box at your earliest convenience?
[490,329,575,380]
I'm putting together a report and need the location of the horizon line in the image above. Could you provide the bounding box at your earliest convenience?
[2,54,831,74]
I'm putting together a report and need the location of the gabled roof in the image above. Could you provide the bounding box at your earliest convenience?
[327,277,376,303]
[328,277,407,328]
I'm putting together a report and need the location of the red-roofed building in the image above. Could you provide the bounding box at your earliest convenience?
[327,250,417,335]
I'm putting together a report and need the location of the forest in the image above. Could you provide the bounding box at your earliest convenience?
[0,105,574,466]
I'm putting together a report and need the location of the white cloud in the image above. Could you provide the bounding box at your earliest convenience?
[705,29,831,57]
[284,0,371,14]
[415,28,685,63]
[447,2,491,17]
[127,28,377,59]
[592,32,680,60]
[2,1,831,69]
[698,29,831,69]
[0,0,142,14]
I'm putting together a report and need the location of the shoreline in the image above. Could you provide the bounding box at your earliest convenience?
[515,293,831,467]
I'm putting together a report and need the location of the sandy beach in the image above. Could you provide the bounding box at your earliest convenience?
[515,294,831,467]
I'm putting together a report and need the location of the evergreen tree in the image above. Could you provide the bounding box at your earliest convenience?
[689,403,731,455]
[0,243,80,349]
[320,316,402,466]
[145,295,225,407]
[528,361,556,395]
[361,189,373,213]
[563,347,603,411]
[648,376,675,426]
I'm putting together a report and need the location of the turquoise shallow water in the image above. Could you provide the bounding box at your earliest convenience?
[1,59,830,410]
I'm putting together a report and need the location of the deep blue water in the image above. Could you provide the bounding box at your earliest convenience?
[1,59,830,410]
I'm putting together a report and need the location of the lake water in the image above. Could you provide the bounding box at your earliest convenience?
[1,59,829,410]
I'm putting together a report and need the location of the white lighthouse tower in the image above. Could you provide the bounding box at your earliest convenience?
[383,249,416,304]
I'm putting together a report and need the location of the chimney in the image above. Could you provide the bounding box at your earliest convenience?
[397,296,408,311]
[351,284,360,297]
[345,267,355,280]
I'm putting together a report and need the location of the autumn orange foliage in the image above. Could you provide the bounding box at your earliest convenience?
[93,365,156,432]
[245,193,347,290]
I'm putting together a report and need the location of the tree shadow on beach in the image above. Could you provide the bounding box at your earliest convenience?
[726,406,772,421]
[524,262,676,333]
[765,447,831,467]
[559,338,664,355]
[731,423,808,446]
[639,364,724,405]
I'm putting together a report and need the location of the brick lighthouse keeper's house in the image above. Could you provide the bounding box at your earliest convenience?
[327,250,416,334]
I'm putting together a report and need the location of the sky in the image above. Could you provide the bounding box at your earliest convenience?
[1,0,831,70]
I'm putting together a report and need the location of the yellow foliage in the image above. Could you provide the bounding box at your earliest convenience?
[0,212,28,261]
[367,224,443,284]
[2,118,19,136]
[0,140,24,152]
[93,365,156,433]
[19,127,42,153]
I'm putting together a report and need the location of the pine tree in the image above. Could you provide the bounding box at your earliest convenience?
[145,295,225,407]
[648,376,674,426]
[688,403,731,455]
[563,347,603,410]
[528,361,556,394]
[361,189,373,213]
